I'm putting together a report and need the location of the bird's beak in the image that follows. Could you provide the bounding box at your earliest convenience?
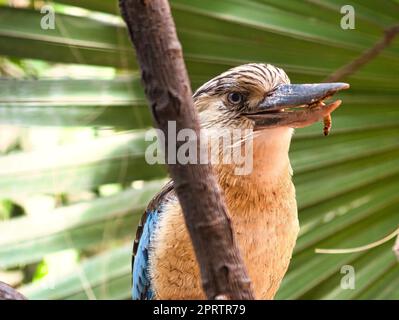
[245,82,350,129]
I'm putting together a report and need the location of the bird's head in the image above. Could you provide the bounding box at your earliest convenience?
[194,63,349,132]
[193,63,349,179]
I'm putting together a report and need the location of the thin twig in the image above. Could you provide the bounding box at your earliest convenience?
[393,233,399,260]
[316,227,399,254]
[324,24,399,82]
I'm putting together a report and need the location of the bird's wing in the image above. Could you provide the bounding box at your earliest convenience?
[131,180,175,300]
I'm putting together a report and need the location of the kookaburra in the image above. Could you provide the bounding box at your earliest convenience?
[132,63,349,299]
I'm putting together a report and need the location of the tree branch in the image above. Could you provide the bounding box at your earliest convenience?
[119,0,254,299]
[0,282,26,300]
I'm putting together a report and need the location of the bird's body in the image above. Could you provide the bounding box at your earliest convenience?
[132,63,349,300]
[148,164,298,299]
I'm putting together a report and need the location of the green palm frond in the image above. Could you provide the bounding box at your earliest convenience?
[0,0,398,299]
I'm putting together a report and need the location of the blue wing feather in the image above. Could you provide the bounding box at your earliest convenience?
[132,181,174,300]
[132,209,159,300]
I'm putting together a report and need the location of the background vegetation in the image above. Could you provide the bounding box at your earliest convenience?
[0,0,398,299]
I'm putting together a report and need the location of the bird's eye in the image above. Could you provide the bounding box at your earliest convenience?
[227,92,243,105]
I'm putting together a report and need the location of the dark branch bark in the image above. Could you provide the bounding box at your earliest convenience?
[324,24,399,82]
[0,282,26,300]
[119,0,254,299]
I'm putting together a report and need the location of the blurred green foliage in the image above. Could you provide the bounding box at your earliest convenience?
[0,0,398,299]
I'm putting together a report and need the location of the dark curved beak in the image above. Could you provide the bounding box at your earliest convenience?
[246,82,350,129]
[258,83,350,110]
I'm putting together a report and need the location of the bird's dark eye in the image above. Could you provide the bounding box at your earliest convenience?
[227,92,243,105]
